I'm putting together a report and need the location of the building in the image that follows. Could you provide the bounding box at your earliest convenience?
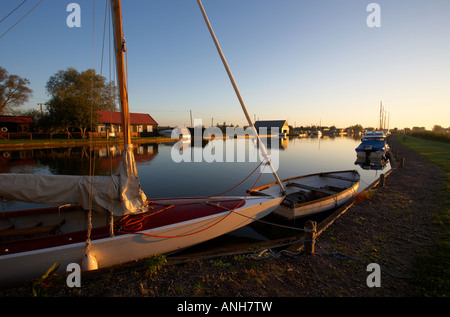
[0,115,34,133]
[254,120,289,136]
[97,110,158,137]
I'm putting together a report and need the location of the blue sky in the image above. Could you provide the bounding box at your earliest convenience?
[1,0,449,130]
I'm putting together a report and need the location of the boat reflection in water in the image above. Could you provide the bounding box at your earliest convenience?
[354,156,389,171]
[0,143,159,176]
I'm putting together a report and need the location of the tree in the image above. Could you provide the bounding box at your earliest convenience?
[346,124,364,134]
[45,68,118,138]
[0,67,33,114]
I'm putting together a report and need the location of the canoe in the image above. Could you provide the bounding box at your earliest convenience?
[250,170,360,220]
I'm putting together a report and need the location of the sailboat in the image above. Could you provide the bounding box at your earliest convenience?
[0,0,285,285]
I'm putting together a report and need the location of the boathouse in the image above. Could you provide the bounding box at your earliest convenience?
[97,110,158,137]
[0,115,34,133]
[254,120,289,136]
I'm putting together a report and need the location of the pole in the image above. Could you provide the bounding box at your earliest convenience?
[379,102,382,130]
[196,0,285,194]
[110,0,131,146]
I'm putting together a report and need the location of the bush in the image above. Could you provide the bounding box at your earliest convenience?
[409,130,450,143]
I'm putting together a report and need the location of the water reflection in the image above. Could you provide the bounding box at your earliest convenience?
[0,136,390,213]
[354,156,389,171]
[0,143,159,176]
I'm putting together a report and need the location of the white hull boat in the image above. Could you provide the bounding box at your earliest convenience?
[0,0,287,285]
[0,195,281,284]
[250,170,360,220]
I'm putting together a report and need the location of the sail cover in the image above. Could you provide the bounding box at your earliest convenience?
[0,145,148,216]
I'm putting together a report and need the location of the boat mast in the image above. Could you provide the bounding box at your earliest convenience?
[196,0,285,194]
[110,0,131,146]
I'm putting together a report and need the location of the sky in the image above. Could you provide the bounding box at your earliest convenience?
[1,0,449,130]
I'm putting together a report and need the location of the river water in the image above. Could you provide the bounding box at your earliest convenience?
[0,136,390,247]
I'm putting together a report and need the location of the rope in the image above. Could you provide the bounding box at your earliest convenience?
[247,245,304,260]
[0,0,42,40]
[193,160,265,199]
[100,0,108,76]
[116,204,174,232]
[85,0,96,255]
[116,161,268,238]
[0,0,28,24]
[232,209,305,232]
[245,245,411,280]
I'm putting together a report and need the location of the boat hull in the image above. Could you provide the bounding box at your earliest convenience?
[355,137,389,160]
[356,150,387,159]
[0,196,282,285]
[252,170,360,220]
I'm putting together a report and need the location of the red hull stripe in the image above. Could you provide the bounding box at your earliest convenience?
[0,199,245,255]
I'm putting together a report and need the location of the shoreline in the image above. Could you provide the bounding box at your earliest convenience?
[0,135,446,297]
[0,136,177,150]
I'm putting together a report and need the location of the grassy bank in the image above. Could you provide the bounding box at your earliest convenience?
[408,130,450,144]
[395,134,450,296]
[0,136,174,149]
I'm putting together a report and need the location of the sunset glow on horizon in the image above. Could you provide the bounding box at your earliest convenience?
[1,0,449,131]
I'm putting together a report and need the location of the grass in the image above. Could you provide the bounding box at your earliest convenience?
[0,136,174,147]
[395,134,450,296]
[408,130,450,144]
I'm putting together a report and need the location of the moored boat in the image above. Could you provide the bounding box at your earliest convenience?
[0,0,286,285]
[250,170,360,220]
[0,195,281,284]
[355,131,389,159]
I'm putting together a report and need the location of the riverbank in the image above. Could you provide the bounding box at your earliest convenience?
[0,136,175,150]
[0,135,448,297]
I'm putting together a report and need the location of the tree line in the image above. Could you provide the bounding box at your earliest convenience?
[1,67,118,138]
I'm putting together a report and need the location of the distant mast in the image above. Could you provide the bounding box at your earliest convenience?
[110,0,131,146]
[379,101,383,130]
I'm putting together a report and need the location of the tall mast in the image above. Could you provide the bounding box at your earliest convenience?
[196,0,285,194]
[110,0,131,146]
[379,101,382,130]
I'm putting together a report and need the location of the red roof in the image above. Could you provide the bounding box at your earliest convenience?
[0,115,34,124]
[97,111,157,125]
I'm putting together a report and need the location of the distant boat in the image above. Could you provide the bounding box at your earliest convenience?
[361,131,385,140]
[159,127,191,140]
[355,131,389,159]
[250,170,360,220]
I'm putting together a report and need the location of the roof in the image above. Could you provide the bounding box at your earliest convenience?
[97,111,158,125]
[254,120,288,129]
[0,115,34,124]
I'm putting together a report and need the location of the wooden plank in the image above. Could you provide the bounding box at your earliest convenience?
[286,182,336,195]
[0,224,59,238]
[247,190,271,197]
[320,173,357,182]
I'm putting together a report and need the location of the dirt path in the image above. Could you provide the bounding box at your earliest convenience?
[0,136,444,297]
